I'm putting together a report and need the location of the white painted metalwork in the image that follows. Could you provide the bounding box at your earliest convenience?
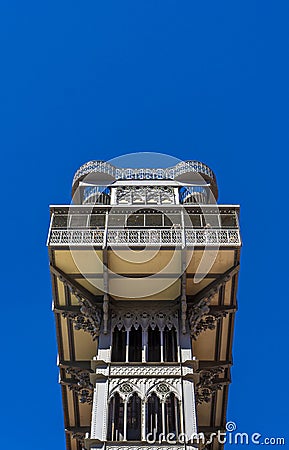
[185,229,241,246]
[72,160,216,188]
[110,365,182,377]
[49,229,105,245]
[48,227,241,246]
[107,229,183,246]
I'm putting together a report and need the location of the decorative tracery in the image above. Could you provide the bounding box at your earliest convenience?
[115,186,175,205]
[111,303,178,332]
[107,381,181,442]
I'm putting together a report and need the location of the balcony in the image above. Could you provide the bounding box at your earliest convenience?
[71,160,218,200]
[47,206,241,248]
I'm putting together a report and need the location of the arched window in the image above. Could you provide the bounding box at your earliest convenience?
[111,327,126,362]
[163,326,178,362]
[111,323,179,363]
[107,393,124,441]
[108,392,142,441]
[128,326,142,362]
[165,393,180,438]
[147,326,161,362]
[127,393,142,440]
[146,391,181,441]
[147,393,162,440]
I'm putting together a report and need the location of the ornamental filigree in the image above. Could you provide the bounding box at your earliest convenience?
[119,383,134,394]
[110,365,181,377]
[115,186,175,205]
[111,302,178,332]
[156,383,170,394]
[188,292,227,340]
[196,367,225,404]
[72,432,85,446]
[62,295,102,340]
[66,367,94,404]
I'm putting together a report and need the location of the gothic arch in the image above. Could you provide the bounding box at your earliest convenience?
[145,381,180,402]
[109,381,143,402]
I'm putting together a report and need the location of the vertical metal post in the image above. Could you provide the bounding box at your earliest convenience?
[142,329,148,362]
[123,400,128,441]
[125,330,129,363]
[160,330,164,363]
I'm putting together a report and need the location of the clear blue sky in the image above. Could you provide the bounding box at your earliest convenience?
[0,1,288,448]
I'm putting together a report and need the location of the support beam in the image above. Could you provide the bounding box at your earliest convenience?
[192,264,240,305]
[50,264,97,304]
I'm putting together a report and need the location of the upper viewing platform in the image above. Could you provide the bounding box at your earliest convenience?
[48,157,241,247]
[72,159,218,205]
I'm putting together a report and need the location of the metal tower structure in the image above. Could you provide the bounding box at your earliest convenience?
[47,158,241,450]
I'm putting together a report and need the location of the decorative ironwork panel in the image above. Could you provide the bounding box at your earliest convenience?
[116,186,175,205]
[72,160,216,187]
[185,229,241,246]
[111,303,179,332]
[107,229,183,246]
[48,227,240,246]
[49,229,105,246]
[110,365,182,377]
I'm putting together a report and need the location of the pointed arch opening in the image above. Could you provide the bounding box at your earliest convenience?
[147,326,161,362]
[165,392,181,438]
[146,390,181,441]
[128,326,142,362]
[108,391,142,441]
[127,393,142,440]
[111,326,126,362]
[163,326,178,362]
[147,393,162,440]
[107,393,124,441]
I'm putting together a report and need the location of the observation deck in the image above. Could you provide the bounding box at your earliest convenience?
[47,205,241,248]
[71,160,218,201]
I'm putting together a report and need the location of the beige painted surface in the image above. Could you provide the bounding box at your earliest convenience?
[186,249,235,274]
[57,278,66,306]
[224,278,233,305]
[54,249,104,274]
[197,401,211,426]
[220,315,230,361]
[79,402,93,427]
[108,249,182,274]
[75,278,104,296]
[74,328,97,360]
[66,388,76,427]
[215,389,224,427]
[60,315,70,360]
[109,278,180,300]
[193,328,216,360]
[186,277,213,296]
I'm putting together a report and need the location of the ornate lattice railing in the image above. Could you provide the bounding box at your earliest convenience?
[48,228,241,247]
[185,229,241,246]
[72,160,216,188]
[48,229,105,246]
[107,229,183,246]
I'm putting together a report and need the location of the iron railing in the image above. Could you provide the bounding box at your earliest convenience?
[48,227,241,247]
[72,160,216,188]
